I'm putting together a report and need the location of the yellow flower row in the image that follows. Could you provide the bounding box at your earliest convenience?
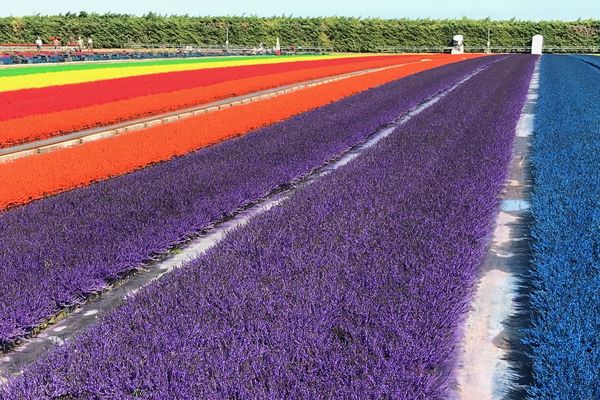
[0,54,376,92]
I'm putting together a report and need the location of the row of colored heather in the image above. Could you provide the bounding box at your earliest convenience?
[523,55,599,399]
[0,56,474,210]
[0,57,492,347]
[0,54,416,120]
[0,54,383,78]
[0,55,434,147]
[0,54,366,92]
[0,55,284,77]
[1,55,535,398]
[574,54,600,69]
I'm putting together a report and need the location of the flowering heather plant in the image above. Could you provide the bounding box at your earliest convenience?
[574,54,600,70]
[0,55,475,211]
[0,57,492,347]
[523,55,600,399]
[0,55,432,147]
[1,55,535,398]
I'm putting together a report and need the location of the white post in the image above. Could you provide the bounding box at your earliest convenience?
[531,35,543,55]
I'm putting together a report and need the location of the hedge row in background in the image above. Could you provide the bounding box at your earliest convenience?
[0,14,599,51]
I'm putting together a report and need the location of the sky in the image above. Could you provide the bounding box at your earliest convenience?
[0,0,598,20]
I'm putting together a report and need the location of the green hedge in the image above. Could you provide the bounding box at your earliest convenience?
[0,13,599,51]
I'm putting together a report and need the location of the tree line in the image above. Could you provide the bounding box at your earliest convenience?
[0,13,598,51]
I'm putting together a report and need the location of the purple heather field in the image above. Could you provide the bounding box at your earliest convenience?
[0,57,492,347]
[1,55,535,399]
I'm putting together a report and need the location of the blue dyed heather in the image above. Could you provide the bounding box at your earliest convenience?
[523,54,600,400]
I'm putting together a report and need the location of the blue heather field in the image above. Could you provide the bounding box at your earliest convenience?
[524,54,600,399]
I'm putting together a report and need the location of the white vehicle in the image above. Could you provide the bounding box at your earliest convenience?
[451,34,464,54]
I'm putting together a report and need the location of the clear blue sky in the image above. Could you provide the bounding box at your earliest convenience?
[1,0,598,20]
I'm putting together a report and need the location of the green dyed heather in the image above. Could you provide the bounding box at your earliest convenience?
[0,55,325,78]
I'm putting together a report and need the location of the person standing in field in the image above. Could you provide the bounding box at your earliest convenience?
[87,36,93,51]
[53,37,60,52]
[35,36,43,51]
[77,36,84,52]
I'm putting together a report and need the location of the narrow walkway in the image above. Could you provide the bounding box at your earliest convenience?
[453,58,539,399]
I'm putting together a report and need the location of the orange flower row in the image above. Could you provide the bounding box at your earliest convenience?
[0,55,435,148]
[0,56,482,211]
